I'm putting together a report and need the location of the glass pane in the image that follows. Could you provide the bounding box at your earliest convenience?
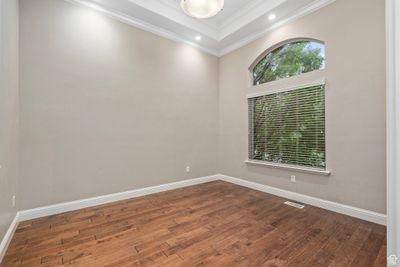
[249,85,326,169]
[253,41,325,85]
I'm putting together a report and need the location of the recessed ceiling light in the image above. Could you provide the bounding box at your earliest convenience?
[181,0,224,19]
[268,13,276,21]
[195,35,202,41]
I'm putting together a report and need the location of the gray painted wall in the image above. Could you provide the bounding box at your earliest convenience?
[218,0,386,213]
[19,0,219,209]
[0,0,19,242]
[17,0,386,217]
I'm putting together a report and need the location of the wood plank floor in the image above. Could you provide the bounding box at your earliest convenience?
[1,181,386,267]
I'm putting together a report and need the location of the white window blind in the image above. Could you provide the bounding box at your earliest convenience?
[248,85,326,169]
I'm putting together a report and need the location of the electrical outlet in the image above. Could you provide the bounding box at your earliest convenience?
[290,175,296,183]
[186,166,190,173]
[388,255,399,265]
[12,195,16,208]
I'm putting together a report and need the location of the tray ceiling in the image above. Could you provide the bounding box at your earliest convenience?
[66,0,335,56]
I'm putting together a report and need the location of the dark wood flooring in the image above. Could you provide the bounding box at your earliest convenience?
[1,181,386,266]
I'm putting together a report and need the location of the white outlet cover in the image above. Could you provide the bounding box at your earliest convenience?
[388,255,398,265]
[284,201,305,209]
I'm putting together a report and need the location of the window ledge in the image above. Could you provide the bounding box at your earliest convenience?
[245,160,331,176]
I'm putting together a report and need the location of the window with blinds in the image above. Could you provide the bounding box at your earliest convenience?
[248,84,326,169]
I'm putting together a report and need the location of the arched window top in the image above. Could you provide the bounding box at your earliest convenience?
[252,39,325,86]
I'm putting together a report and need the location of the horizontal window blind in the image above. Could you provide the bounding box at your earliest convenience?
[248,85,326,169]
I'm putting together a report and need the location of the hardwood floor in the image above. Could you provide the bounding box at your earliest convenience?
[1,181,386,267]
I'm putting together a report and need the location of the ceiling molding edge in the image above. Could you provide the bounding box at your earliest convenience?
[63,0,220,56]
[217,0,337,57]
[218,0,286,39]
[62,0,335,58]
[127,0,220,39]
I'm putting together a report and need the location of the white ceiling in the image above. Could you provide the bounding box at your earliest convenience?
[66,0,335,56]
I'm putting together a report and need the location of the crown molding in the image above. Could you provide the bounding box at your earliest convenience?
[218,0,286,39]
[127,0,220,39]
[218,0,337,56]
[63,0,336,58]
[128,0,287,41]
[64,0,220,56]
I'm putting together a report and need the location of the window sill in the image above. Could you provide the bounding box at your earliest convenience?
[244,160,331,176]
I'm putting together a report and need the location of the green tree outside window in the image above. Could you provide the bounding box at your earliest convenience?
[253,41,325,85]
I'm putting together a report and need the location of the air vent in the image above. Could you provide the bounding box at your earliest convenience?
[284,201,305,209]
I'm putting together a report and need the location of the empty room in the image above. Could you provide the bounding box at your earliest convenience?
[1,0,399,266]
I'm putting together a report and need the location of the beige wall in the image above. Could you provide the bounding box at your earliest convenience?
[218,0,386,213]
[18,0,386,214]
[19,0,219,209]
[0,0,19,241]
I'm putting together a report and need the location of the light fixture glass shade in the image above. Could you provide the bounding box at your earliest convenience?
[181,0,224,19]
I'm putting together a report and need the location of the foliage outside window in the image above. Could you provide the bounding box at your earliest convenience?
[248,85,326,169]
[252,41,325,85]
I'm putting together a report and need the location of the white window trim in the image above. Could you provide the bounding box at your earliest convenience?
[386,0,400,265]
[246,79,326,99]
[245,160,331,176]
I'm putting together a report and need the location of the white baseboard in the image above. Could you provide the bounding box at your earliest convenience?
[0,173,387,264]
[15,173,387,225]
[218,174,387,226]
[18,175,219,222]
[0,213,19,264]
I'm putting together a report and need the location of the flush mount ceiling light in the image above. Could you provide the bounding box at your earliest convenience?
[181,0,224,19]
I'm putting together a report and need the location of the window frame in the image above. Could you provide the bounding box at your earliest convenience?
[248,38,326,86]
[246,38,330,175]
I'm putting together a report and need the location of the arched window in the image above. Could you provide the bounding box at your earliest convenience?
[247,38,329,174]
[252,40,325,85]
